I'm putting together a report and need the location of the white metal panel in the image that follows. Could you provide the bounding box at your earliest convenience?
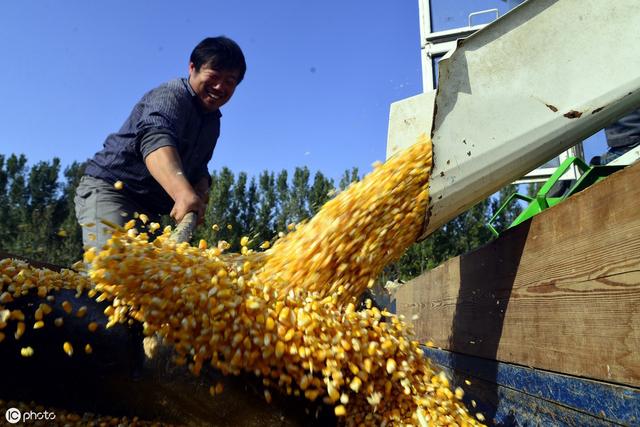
[387,91,436,159]
[423,0,640,237]
[609,146,640,166]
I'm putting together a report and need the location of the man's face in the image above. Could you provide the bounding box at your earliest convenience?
[188,62,240,112]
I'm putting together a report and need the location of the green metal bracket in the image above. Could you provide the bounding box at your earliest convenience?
[488,157,624,237]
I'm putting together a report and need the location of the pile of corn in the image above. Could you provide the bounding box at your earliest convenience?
[0,136,486,426]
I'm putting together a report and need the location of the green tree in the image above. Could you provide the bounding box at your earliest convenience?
[274,170,289,233]
[288,166,311,223]
[339,167,360,191]
[255,171,277,243]
[309,171,334,215]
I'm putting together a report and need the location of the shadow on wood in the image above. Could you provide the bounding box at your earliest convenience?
[449,221,530,425]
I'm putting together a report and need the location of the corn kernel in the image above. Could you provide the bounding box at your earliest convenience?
[334,405,346,416]
[63,342,73,356]
[61,301,72,314]
[76,306,87,318]
[386,358,397,374]
[15,322,25,339]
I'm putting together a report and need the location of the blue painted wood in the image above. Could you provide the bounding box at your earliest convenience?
[436,364,618,427]
[423,346,639,426]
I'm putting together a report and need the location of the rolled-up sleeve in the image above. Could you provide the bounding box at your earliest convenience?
[140,133,177,160]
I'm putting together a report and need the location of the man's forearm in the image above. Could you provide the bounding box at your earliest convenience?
[144,146,196,201]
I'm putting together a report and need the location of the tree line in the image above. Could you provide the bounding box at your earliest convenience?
[0,153,522,282]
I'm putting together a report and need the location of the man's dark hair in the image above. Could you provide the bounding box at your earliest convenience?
[190,36,247,83]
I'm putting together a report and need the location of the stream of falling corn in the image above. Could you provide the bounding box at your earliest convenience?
[0,135,486,426]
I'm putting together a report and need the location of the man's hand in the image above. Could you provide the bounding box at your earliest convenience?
[170,190,205,224]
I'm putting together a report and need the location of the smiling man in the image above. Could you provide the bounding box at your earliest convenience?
[76,36,246,248]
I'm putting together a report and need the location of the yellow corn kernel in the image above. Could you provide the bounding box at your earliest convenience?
[113,180,124,190]
[76,306,87,318]
[63,342,73,356]
[21,347,34,357]
[138,213,149,224]
[57,229,67,237]
[260,241,270,249]
[350,376,362,393]
[455,387,464,400]
[211,224,220,231]
[278,307,290,323]
[264,389,272,403]
[84,344,93,354]
[88,322,99,332]
[40,303,52,315]
[283,328,295,342]
[275,340,286,358]
[33,320,44,329]
[15,322,25,339]
[265,316,275,331]
[61,301,72,314]
[386,358,397,374]
[334,405,346,417]
[54,317,64,327]
[198,239,207,250]
[240,236,250,247]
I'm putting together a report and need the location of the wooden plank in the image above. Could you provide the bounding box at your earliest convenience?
[397,162,640,387]
[424,346,639,426]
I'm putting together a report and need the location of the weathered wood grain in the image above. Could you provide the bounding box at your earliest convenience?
[397,162,640,387]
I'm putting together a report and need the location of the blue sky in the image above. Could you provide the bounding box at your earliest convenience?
[0,0,606,184]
